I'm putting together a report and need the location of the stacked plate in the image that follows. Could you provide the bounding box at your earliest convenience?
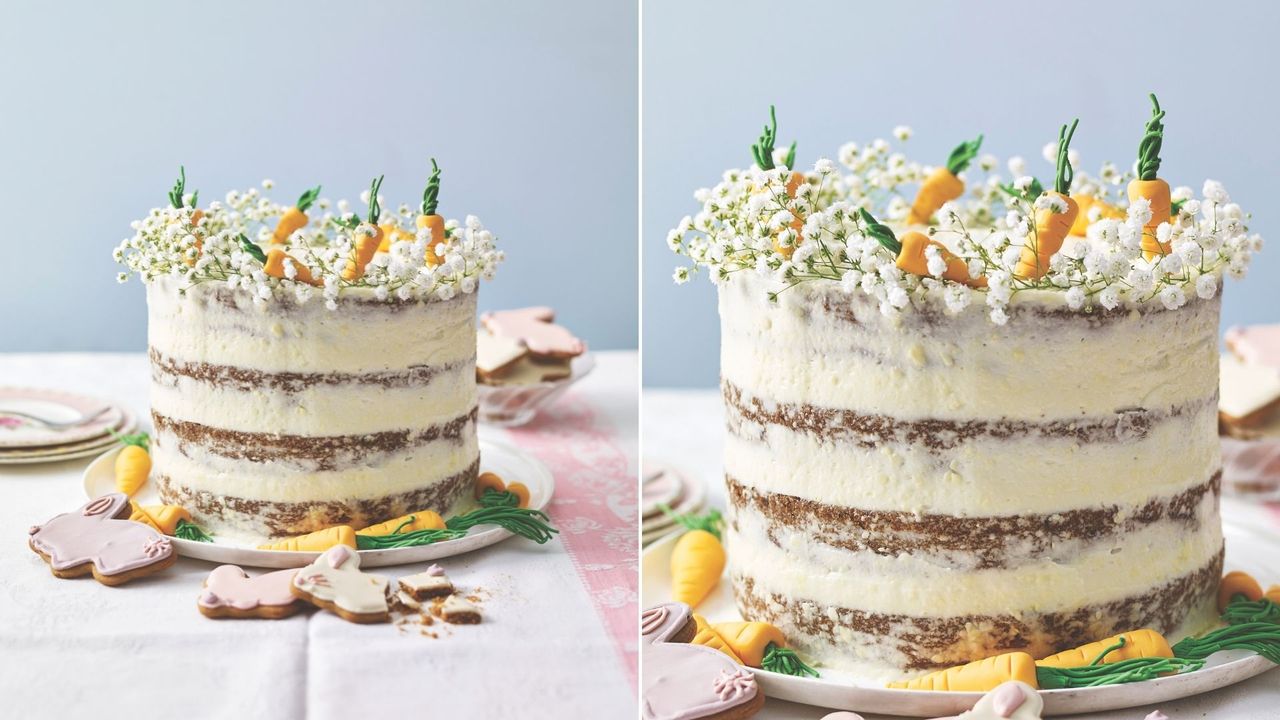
[642,461,707,545]
[0,388,136,465]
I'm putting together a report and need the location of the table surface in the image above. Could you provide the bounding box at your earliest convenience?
[644,388,1280,720]
[0,351,638,720]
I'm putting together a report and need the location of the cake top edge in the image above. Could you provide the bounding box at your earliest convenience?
[115,168,502,308]
[670,101,1261,325]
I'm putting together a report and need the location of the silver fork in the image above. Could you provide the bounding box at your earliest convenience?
[0,405,114,430]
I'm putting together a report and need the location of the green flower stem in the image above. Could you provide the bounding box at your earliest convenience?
[762,642,819,677]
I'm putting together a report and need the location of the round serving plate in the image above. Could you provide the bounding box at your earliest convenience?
[642,530,1279,717]
[83,439,555,569]
[0,387,128,448]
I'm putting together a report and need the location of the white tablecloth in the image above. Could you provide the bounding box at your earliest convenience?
[643,389,1280,720]
[0,352,638,719]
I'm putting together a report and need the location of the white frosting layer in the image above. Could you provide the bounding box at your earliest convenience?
[719,274,1220,422]
[724,404,1219,517]
[147,277,476,373]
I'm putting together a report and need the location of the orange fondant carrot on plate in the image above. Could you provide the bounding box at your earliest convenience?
[1035,629,1172,668]
[1219,570,1264,611]
[259,525,356,552]
[889,652,1039,691]
[665,506,726,609]
[356,510,446,537]
[907,134,983,226]
[1015,119,1080,279]
[691,614,743,664]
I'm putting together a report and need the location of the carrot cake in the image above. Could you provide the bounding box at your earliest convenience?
[669,101,1260,680]
[116,167,503,540]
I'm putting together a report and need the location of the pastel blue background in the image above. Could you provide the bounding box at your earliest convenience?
[643,0,1280,387]
[0,0,637,351]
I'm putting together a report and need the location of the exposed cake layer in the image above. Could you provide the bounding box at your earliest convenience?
[145,277,480,539]
[156,459,478,539]
[719,274,1221,423]
[722,383,1220,517]
[717,272,1224,676]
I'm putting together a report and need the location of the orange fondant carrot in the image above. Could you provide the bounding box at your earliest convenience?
[907,135,982,226]
[1015,119,1079,279]
[1127,94,1172,260]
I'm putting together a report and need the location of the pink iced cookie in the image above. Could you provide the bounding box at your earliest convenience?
[28,493,175,586]
[198,565,304,619]
[1226,324,1280,370]
[642,602,764,720]
[929,681,1043,720]
[481,307,586,359]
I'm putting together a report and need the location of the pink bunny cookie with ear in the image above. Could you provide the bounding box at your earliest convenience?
[481,307,586,359]
[28,493,176,586]
[290,545,390,624]
[198,565,305,620]
[928,681,1043,720]
[642,602,765,720]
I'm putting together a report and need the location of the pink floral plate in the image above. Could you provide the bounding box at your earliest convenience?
[0,387,126,449]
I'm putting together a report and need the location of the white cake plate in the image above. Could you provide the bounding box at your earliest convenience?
[642,531,1278,718]
[83,439,554,569]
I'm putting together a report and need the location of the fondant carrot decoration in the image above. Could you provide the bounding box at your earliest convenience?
[691,615,744,664]
[356,510,446,537]
[664,506,725,609]
[1218,570,1265,612]
[337,175,385,281]
[1035,630,1172,668]
[259,525,357,552]
[111,431,150,497]
[889,652,1039,691]
[1014,118,1080,279]
[471,471,531,509]
[272,185,322,244]
[445,504,558,544]
[1127,93,1171,261]
[907,134,983,225]
[861,208,983,286]
[1221,595,1280,626]
[891,641,1203,691]
[751,106,804,258]
[475,471,507,499]
[1267,585,1280,605]
[168,166,203,266]
[129,504,191,535]
[1069,194,1124,236]
[712,621,818,677]
[418,159,448,266]
[263,248,322,286]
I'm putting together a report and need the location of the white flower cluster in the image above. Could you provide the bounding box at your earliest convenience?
[114,184,503,308]
[669,133,1260,324]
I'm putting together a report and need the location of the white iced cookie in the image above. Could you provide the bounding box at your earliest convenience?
[477,326,529,380]
[1220,353,1280,428]
[290,545,390,623]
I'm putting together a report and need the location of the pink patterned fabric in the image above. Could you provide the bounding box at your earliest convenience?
[504,393,639,688]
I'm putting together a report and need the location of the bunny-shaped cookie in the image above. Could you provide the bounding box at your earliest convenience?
[481,306,587,358]
[198,565,304,620]
[290,545,390,623]
[28,493,175,585]
[642,602,764,720]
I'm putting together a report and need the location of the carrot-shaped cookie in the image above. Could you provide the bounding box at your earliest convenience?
[907,134,982,225]
[1128,93,1172,260]
[336,175,385,280]
[1015,118,1080,279]
[272,185,321,244]
[664,506,725,609]
[258,525,357,552]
